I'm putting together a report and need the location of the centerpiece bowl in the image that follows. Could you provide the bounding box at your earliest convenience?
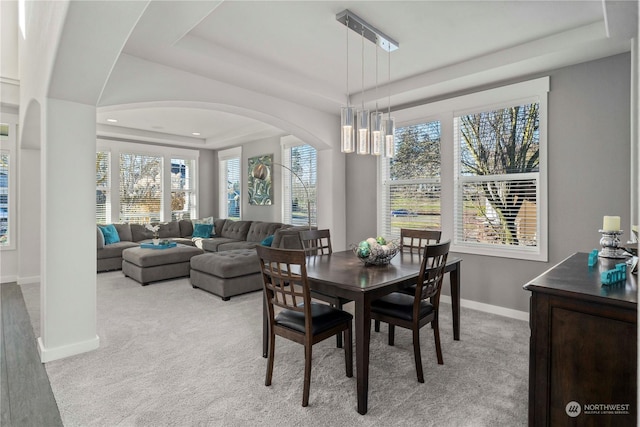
[351,237,400,266]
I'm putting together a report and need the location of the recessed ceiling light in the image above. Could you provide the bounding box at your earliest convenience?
[191,132,201,136]
[106,118,118,123]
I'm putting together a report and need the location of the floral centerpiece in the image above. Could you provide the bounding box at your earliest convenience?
[352,236,400,266]
[145,224,160,245]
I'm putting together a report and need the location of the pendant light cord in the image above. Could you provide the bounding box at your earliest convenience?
[361,27,365,111]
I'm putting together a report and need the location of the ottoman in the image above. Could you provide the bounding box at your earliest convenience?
[190,249,263,301]
[122,245,204,285]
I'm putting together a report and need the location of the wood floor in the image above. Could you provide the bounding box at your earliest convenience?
[1,283,63,427]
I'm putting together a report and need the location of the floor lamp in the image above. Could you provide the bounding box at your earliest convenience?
[252,162,312,230]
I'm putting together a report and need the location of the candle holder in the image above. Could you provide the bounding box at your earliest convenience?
[598,229,625,259]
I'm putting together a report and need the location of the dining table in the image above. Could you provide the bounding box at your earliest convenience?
[261,249,462,415]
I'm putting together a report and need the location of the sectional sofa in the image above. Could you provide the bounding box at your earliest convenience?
[98,218,312,300]
[97,218,300,272]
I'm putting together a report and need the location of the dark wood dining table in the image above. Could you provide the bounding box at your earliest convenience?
[261,249,462,415]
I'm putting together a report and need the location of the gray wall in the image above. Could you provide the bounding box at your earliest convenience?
[197,148,217,218]
[346,53,632,313]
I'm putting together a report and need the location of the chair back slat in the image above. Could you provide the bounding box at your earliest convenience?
[257,246,309,314]
[300,229,333,256]
[415,241,450,306]
[400,228,442,254]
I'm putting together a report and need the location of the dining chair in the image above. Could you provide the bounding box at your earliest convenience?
[256,245,353,407]
[370,240,450,383]
[399,228,442,253]
[299,229,351,348]
[374,228,442,332]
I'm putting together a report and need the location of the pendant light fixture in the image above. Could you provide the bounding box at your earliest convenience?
[340,15,356,153]
[370,44,384,156]
[336,10,398,157]
[356,27,370,155]
[384,47,395,158]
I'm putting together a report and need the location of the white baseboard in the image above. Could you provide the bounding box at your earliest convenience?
[0,275,18,284]
[440,295,529,322]
[38,335,100,363]
[18,275,40,285]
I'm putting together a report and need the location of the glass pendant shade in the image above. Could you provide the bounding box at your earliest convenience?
[384,117,395,158]
[370,111,384,155]
[341,106,356,153]
[356,109,370,155]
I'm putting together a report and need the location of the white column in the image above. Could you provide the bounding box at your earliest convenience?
[39,98,98,362]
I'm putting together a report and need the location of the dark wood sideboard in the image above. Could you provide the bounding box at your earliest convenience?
[523,252,637,426]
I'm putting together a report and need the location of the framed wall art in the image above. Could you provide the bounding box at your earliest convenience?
[248,154,273,205]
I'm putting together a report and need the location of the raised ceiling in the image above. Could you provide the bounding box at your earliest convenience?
[96,0,636,149]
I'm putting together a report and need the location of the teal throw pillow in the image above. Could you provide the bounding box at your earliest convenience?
[193,223,214,238]
[260,235,274,247]
[99,224,120,245]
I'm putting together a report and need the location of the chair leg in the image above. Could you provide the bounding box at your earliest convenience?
[374,319,380,332]
[344,324,353,378]
[388,324,395,346]
[302,343,312,407]
[335,300,343,349]
[265,331,276,386]
[412,328,424,383]
[433,317,443,365]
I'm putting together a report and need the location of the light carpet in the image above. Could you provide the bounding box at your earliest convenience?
[21,271,529,426]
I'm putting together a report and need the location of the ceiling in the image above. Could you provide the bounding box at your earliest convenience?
[96,0,636,150]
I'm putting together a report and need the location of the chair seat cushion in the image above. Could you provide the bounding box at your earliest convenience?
[275,302,353,335]
[371,292,434,321]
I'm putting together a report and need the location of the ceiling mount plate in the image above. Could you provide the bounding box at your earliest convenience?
[336,9,399,52]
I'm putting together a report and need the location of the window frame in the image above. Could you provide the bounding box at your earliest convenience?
[96,139,199,224]
[281,136,317,227]
[378,118,443,240]
[218,147,242,220]
[378,77,549,261]
[0,115,17,251]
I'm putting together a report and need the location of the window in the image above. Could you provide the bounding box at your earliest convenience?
[170,158,196,220]
[282,138,317,227]
[119,153,162,224]
[454,103,541,256]
[0,151,9,246]
[378,77,548,261]
[0,118,16,250]
[96,151,110,223]
[97,140,199,224]
[380,121,441,239]
[219,147,241,220]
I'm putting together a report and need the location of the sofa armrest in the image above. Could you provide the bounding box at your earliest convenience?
[97,227,105,249]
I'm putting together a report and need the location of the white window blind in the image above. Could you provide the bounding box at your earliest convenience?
[282,142,317,227]
[0,150,9,247]
[96,151,110,223]
[170,158,195,220]
[225,157,241,220]
[380,121,441,240]
[454,103,541,256]
[119,153,162,224]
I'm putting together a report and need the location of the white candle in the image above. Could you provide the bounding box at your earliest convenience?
[602,216,621,231]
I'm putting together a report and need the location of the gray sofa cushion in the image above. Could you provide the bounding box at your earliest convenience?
[130,224,154,242]
[201,238,239,252]
[179,220,193,237]
[158,221,180,238]
[245,221,285,243]
[213,218,227,236]
[220,220,252,240]
[97,241,139,259]
[216,241,258,251]
[272,225,314,249]
[114,223,132,242]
